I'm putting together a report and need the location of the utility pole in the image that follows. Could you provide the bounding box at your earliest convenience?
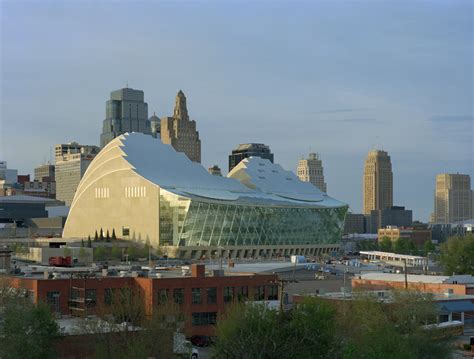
[272,276,298,314]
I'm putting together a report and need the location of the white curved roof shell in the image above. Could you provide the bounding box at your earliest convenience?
[92,133,346,208]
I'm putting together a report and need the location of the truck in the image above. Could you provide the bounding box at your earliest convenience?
[174,332,199,359]
[48,256,72,267]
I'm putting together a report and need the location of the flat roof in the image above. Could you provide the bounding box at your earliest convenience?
[357,272,449,284]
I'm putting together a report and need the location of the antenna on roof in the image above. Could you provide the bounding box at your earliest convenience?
[125,81,129,88]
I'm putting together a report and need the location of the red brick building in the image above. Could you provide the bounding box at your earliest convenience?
[9,264,278,336]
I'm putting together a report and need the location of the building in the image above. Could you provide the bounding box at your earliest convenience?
[161,91,201,163]
[352,272,474,296]
[35,164,55,182]
[363,150,393,215]
[365,206,413,233]
[377,226,431,247]
[63,133,348,259]
[434,174,472,224]
[0,195,53,223]
[9,264,278,336]
[228,143,274,172]
[297,153,327,193]
[23,180,56,199]
[343,213,366,234]
[100,87,151,148]
[56,144,100,206]
[208,165,222,176]
[149,112,161,138]
[429,220,474,242]
[0,161,18,184]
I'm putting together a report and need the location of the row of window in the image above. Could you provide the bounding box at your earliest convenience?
[156,285,278,305]
[125,186,147,198]
[95,187,110,199]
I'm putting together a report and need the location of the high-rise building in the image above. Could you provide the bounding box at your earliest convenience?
[228,143,273,172]
[363,150,393,215]
[297,153,327,193]
[161,91,201,163]
[149,112,161,139]
[55,143,99,205]
[100,87,151,147]
[434,173,472,223]
[366,206,413,233]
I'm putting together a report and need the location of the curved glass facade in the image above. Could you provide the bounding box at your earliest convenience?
[159,189,347,247]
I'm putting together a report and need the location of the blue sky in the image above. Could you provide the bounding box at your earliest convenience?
[1,0,472,221]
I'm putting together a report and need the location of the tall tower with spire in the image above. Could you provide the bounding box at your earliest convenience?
[161,90,201,163]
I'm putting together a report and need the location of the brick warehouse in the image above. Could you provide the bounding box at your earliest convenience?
[8,264,278,336]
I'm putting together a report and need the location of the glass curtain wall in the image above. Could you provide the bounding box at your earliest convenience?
[159,189,347,247]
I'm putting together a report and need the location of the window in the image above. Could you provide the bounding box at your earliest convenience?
[122,227,130,236]
[173,288,184,304]
[254,286,265,301]
[224,287,234,303]
[267,285,278,300]
[85,289,97,308]
[192,288,202,305]
[192,312,217,326]
[238,286,248,302]
[46,291,60,313]
[158,289,168,305]
[206,287,217,304]
[104,288,114,305]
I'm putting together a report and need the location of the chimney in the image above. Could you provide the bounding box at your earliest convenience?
[191,264,205,278]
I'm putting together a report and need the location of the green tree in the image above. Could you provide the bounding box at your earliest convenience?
[81,239,85,247]
[63,247,71,258]
[94,230,99,241]
[0,301,61,359]
[106,230,111,242]
[393,237,415,254]
[87,236,92,248]
[78,247,87,264]
[111,228,117,240]
[99,228,104,241]
[439,234,474,275]
[214,298,339,359]
[94,246,106,261]
[423,240,435,254]
[111,245,122,260]
[379,236,392,252]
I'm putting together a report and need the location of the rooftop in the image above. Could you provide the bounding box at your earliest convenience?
[356,272,474,284]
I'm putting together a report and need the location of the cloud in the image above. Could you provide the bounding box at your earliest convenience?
[337,118,379,123]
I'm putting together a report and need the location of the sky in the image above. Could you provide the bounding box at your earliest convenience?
[1,0,472,221]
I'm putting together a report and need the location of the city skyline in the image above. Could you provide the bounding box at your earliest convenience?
[1,1,472,221]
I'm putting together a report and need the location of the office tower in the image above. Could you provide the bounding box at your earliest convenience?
[0,161,18,184]
[149,112,161,138]
[161,90,201,163]
[55,143,99,205]
[297,153,327,193]
[100,87,151,147]
[363,150,393,215]
[208,165,222,176]
[228,144,274,172]
[434,173,472,223]
[34,164,55,182]
[343,213,366,234]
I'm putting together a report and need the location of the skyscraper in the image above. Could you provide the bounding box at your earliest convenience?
[297,153,327,193]
[363,150,393,215]
[161,91,201,163]
[228,143,273,172]
[434,173,472,223]
[55,143,99,205]
[100,87,151,147]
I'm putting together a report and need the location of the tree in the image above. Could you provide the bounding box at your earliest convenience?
[0,300,61,359]
[78,247,87,264]
[106,230,111,242]
[379,236,392,252]
[111,228,117,240]
[99,228,104,241]
[81,239,85,248]
[214,298,339,359]
[393,237,415,254]
[87,236,92,248]
[439,234,474,275]
[63,247,71,258]
[94,230,99,241]
[423,240,435,254]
